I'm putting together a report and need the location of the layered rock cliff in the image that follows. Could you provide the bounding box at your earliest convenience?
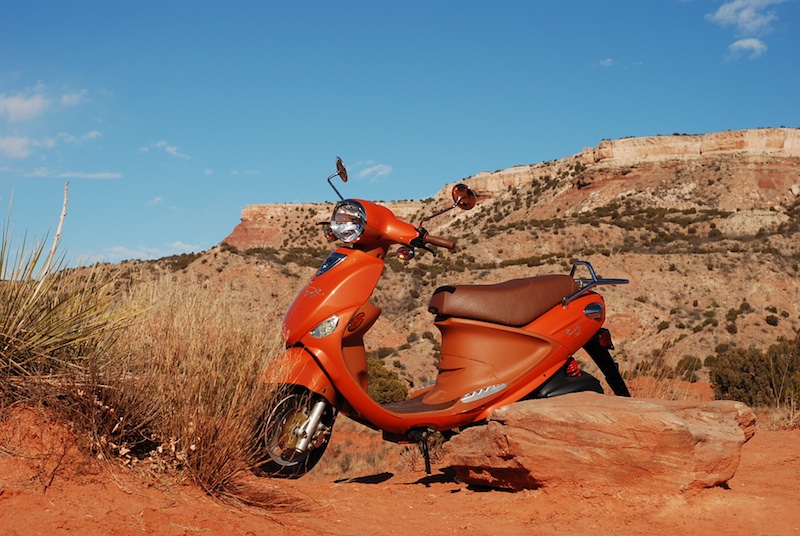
[224,128,800,251]
[216,128,800,390]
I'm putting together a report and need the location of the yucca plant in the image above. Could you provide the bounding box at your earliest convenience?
[1,190,132,391]
[1,189,289,504]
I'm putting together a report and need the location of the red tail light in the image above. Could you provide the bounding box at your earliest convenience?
[597,329,614,349]
[565,357,581,377]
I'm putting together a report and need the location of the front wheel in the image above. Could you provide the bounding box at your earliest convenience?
[253,387,336,479]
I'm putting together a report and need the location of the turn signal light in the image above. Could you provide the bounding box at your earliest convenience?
[397,246,415,260]
[347,312,365,332]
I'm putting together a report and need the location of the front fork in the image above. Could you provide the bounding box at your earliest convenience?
[294,399,332,453]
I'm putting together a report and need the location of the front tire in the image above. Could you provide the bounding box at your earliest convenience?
[254,387,336,479]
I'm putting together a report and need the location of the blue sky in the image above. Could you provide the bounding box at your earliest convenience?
[1,1,798,264]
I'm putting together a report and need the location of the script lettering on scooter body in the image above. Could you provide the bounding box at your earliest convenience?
[304,285,325,299]
[566,324,582,338]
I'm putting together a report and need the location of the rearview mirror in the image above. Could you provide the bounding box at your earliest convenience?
[336,157,348,183]
[452,184,477,210]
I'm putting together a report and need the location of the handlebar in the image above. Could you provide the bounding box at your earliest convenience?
[423,234,455,250]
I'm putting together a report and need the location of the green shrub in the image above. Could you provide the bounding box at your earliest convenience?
[709,333,800,408]
[367,358,408,403]
[676,355,702,383]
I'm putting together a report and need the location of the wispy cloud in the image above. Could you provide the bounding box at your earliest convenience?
[0,130,102,159]
[61,89,89,107]
[728,38,768,59]
[143,140,192,159]
[706,0,784,35]
[20,167,121,179]
[55,171,122,180]
[0,137,34,159]
[597,58,616,68]
[0,87,91,122]
[146,196,164,206]
[95,245,165,263]
[706,0,785,59]
[167,240,203,253]
[93,241,205,263]
[355,161,393,182]
[59,130,102,144]
[0,91,49,122]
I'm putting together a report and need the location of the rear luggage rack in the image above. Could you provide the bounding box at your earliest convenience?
[563,260,629,306]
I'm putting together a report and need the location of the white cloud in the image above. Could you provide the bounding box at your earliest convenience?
[55,171,122,180]
[18,167,120,179]
[706,0,784,60]
[597,58,616,68]
[96,245,165,263]
[146,196,164,206]
[61,90,88,107]
[204,168,215,175]
[58,130,102,144]
[0,130,101,159]
[151,140,191,159]
[0,92,49,122]
[24,167,53,177]
[728,38,769,59]
[92,241,205,263]
[167,240,203,253]
[707,0,784,35]
[356,163,392,182]
[0,136,33,158]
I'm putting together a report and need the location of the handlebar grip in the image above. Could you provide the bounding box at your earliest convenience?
[424,234,455,249]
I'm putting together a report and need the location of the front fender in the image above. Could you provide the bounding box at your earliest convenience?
[263,346,338,405]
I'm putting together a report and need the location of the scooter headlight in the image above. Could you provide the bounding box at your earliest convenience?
[311,315,339,338]
[330,201,366,243]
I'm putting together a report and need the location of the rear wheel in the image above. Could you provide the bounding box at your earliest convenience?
[254,388,336,479]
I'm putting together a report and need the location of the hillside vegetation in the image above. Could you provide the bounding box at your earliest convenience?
[219,128,800,404]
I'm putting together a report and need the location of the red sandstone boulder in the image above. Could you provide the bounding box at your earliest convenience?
[444,392,756,493]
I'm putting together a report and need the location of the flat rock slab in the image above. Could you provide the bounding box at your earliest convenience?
[445,392,756,493]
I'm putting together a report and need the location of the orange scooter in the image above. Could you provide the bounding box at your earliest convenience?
[258,158,631,478]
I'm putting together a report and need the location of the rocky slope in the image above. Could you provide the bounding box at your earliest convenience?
[215,128,800,393]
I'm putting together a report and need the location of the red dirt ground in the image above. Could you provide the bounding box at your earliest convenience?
[1,406,798,536]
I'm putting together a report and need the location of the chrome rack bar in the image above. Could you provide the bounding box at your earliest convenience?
[563,260,629,306]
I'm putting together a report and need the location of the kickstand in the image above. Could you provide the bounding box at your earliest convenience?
[410,429,432,475]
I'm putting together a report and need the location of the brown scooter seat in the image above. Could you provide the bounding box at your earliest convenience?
[428,274,580,328]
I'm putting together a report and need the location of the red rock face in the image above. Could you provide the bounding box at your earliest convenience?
[445,393,756,493]
[223,128,800,252]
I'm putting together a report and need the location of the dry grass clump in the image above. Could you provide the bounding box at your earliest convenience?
[90,274,287,500]
[755,405,800,430]
[1,200,287,503]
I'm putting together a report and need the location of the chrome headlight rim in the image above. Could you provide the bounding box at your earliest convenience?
[330,200,367,243]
